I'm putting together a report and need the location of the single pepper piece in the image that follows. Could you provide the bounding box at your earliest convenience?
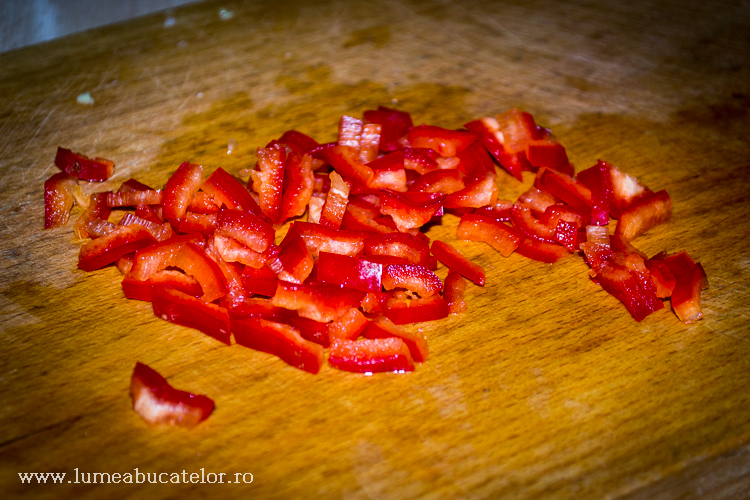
[328,337,415,373]
[430,240,485,286]
[78,224,157,272]
[152,287,231,345]
[130,362,215,428]
[55,147,114,181]
[44,172,77,229]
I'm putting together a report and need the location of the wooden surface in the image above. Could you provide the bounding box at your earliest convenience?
[1,0,750,498]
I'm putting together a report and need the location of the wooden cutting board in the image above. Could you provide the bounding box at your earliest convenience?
[2,0,750,498]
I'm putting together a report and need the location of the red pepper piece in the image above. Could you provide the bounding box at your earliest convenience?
[252,144,286,223]
[364,231,430,265]
[174,212,218,236]
[381,263,443,298]
[457,213,523,257]
[203,237,254,310]
[407,125,477,157]
[241,265,279,297]
[514,237,569,264]
[443,169,498,209]
[368,152,408,192]
[579,225,613,276]
[577,160,615,225]
[525,139,572,176]
[443,269,467,314]
[280,153,314,221]
[278,130,319,155]
[130,362,214,428]
[122,270,202,301]
[403,147,440,174]
[328,338,415,373]
[118,213,173,242]
[135,204,163,225]
[363,106,413,152]
[286,221,366,258]
[644,259,677,298]
[464,118,522,180]
[312,144,375,187]
[107,189,164,208]
[379,189,444,232]
[409,169,465,195]
[338,115,363,148]
[268,233,314,284]
[152,287,231,345]
[44,172,77,229]
[342,202,395,234]
[316,251,383,292]
[188,192,220,214]
[73,192,112,238]
[495,108,540,155]
[430,240,485,286]
[535,167,593,218]
[609,164,651,218]
[473,200,514,222]
[596,261,664,322]
[456,140,495,176]
[54,147,114,181]
[362,317,429,363]
[200,167,265,219]
[381,295,449,325]
[319,171,350,229]
[215,208,275,253]
[670,262,708,324]
[78,225,157,272]
[614,190,672,242]
[171,242,229,303]
[232,317,325,374]
[327,307,369,342]
[162,162,203,220]
[272,280,365,323]
[359,123,382,163]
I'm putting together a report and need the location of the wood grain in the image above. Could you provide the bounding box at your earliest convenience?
[1,0,749,498]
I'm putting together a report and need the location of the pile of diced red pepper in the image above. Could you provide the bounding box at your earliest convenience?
[44,107,708,384]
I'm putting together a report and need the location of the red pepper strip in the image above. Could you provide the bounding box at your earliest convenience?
[203,238,253,310]
[188,192,220,214]
[226,297,329,347]
[464,118,525,181]
[608,164,651,218]
[369,164,408,192]
[407,124,477,157]
[456,140,495,176]
[514,237,569,264]
[443,169,498,209]
[169,242,228,303]
[379,189,444,232]
[494,108,540,154]
[614,190,672,242]
[338,115,363,149]
[44,172,77,229]
[280,153,314,221]
[652,250,697,275]
[252,144,286,223]
[403,147,440,174]
[54,147,114,181]
[286,221,366,258]
[367,150,405,173]
[359,123,382,163]
[364,231,430,265]
[272,280,365,323]
[381,295,449,325]
[362,317,429,362]
[268,233,314,284]
[596,261,664,322]
[316,251,383,292]
[118,178,154,192]
[328,338,415,373]
[232,317,325,374]
[473,200,514,222]
[162,162,203,220]
[78,225,157,272]
[409,169,465,195]
[130,362,214,428]
[135,204,163,225]
[535,167,593,218]
[152,287,231,345]
[342,203,395,234]
[73,192,111,238]
[669,262,708,324]
[123,266,203,302]
[215,208,275,253]
[319,171,350,229]
[363,106,413,152]
[443,269,467,314]
[328,307,369,342]
[174,212,218,237]
[554,219,580,252]
[430,240,485,286]
[241,265,279,297]
[312,144,375,187]
[278,130,319,155]
[200,167,265,220]
[577,161,614,225]
[107,189,164,208]
[457,214,523,257]
[525,139,573,176]
[579,225,613,276]
[644,259,676,298]
[119,213,173,242]
[381,263,443,298]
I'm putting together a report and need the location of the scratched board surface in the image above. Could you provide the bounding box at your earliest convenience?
[1,0,750,498]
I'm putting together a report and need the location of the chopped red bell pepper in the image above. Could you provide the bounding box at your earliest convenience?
[430,240,485,286]
[359,123,382,163]
[170,242,228,302]
[381,263,443,298]
[316,251,383,292]
[456,213,523,257]
[379,189,444,232]
[363,106,413,152]
[609,164,651,218]
[364,231,430,265]
[130,362,214,428]
[232,317,325,374]
[162,162,203,221]
[443,170,498,209]
[410,169,465,195]
[252,144,286,223]
[286,221,366,258]
[525,139,573,176]
[327,307,369,342]
[122,270,202,301]
[535,167,593,218]
[407,124,477,157]
[280,153,314,221]
[78,224,157,272]
[107,189,164,208]
[44,172,78,229]
[577,160,615,225]
[455,140,495,176]
[614,189,672,242]
[443,269,467,314]
[188,192,221,214]
[278,130,320,155]
[338,115,363,149]
[312,144,375,187]
[319,171,350,229]
[73,192,112,238]
[215,208,275,254]
[514,237,569,264]
[473,200,514,222]
[272,280,365,323]
[595,258,664,322]
[380,295,450,325]
[268,232,314,284]
[174,212,218,236]
[403,147,440,174]
[362,317,429,362]
[328,337,415,373]
[55,147,114,181]
[669,262,708,324]
[241,265,279,297]
[644,258,677,298]
[118,213,173,241]
[152,287,231,345]
[200,167,265,219]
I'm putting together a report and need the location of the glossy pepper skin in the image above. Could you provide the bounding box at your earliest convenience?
[328,337,415,373]
[152,287,231,345]
[55,147,114,181]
